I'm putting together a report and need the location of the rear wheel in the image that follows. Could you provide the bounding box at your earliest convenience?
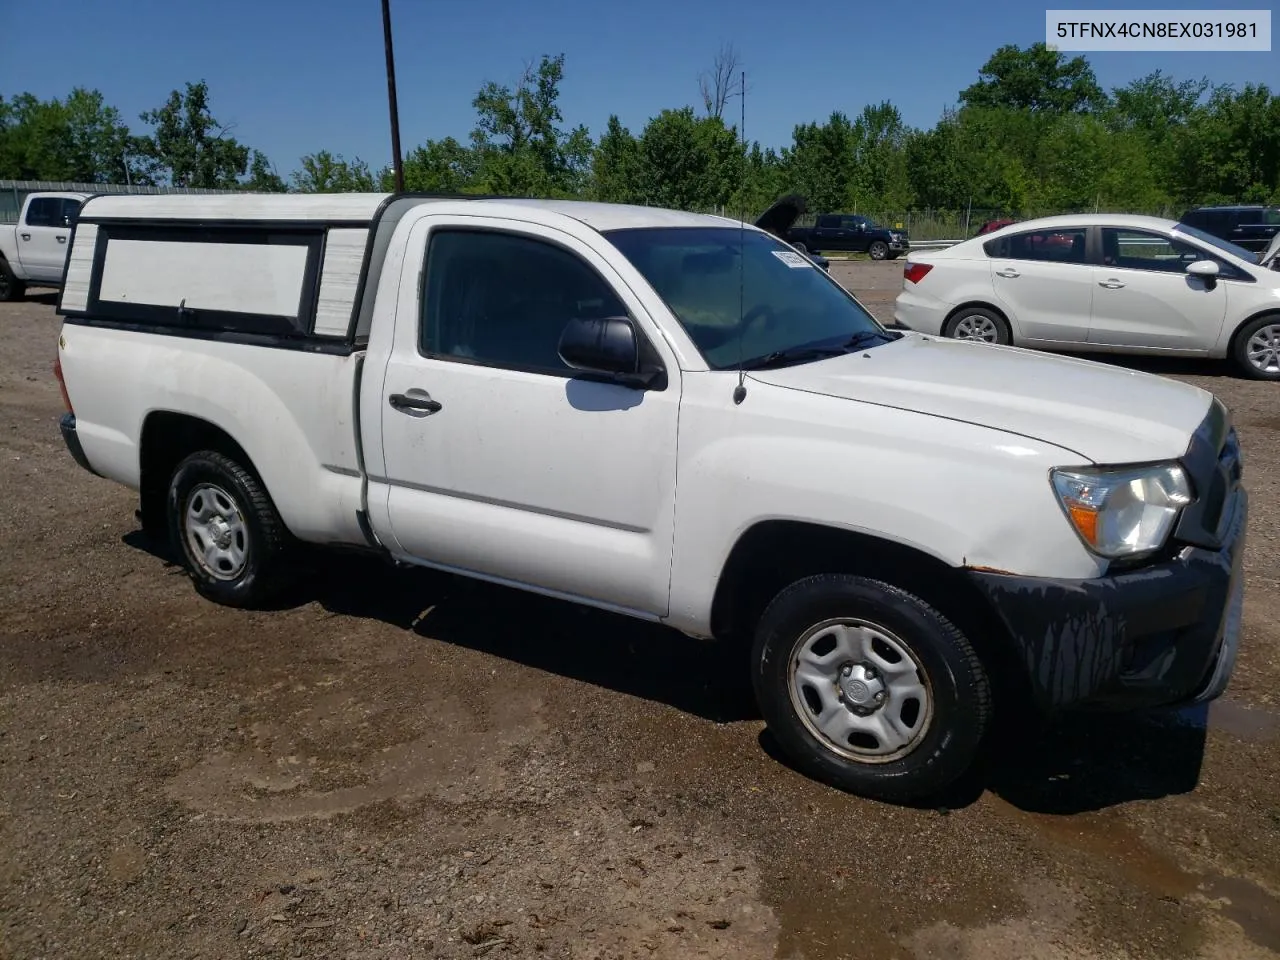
[751,574,991,803]
[1231,316,1280,380]
[869,240,889,260]
[166,450,290,607]
[0,258,25,302]
[943,307,1011,345]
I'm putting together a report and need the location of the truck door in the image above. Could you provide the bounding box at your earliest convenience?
[366,214,682,618]
[18,196,77,282]
[811,215,847,251]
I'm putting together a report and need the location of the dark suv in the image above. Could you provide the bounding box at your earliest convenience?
[1179,205,1280,253]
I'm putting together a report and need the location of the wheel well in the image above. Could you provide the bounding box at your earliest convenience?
[137,412,259,540]
[1227,309,1280,354]
[709,520,1030,704]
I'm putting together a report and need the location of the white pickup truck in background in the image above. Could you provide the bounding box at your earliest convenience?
[0,191,88,300]
[53,192,1248,803]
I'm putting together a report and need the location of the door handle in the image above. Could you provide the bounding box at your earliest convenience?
[20,233,30,241]
[388,392,442,415]
[995,268,1020,278]
[1098,279,1125,289]
[56,235,66,243]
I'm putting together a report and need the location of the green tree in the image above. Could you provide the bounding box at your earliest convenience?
[291,151,376,192]
[243,150,287,192]
[782,112,858,214]
[849,102,913,212]
[133,80,252,187]
[960,43,1105,114]
[0,89,141,182]
[590,115,641,203]
[1175,84,1280,203]
[469,53,593,196]
[393,137,481,193]
[633,108,742,211]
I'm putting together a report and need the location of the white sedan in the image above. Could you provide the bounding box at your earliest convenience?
[893,214,1280,380]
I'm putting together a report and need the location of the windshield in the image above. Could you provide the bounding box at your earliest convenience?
[603,226,886,369]
[1174,223,1261,264]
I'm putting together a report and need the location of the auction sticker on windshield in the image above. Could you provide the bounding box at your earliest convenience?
[773,251,813,268]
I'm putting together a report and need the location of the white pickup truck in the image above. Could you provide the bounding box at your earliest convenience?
[53,192,1248,803]
[0,191,89,300]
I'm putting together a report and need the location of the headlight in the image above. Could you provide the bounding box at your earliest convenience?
[1050,463,1193,559]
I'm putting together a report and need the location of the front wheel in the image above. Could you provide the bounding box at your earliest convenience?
[166,450,290,607]
[1232,315,1280,380]
[751,574,991,803]
[868,240,889,260]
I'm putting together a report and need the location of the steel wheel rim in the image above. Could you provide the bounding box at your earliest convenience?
[183,482,249,581]
[953,314,999,342]
[787,617,934,764]
[1246,323,1280,374]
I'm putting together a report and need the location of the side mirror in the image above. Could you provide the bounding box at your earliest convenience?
[558,316,662,389]
[1186,259,1220,278]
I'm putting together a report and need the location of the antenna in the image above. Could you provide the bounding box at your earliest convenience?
[732,68,747,406]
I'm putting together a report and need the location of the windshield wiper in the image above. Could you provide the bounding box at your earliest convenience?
[843,329,896,350]
[738,344,849,370]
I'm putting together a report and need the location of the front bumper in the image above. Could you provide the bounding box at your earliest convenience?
[59,412,100,477]
[968,485,1248,713]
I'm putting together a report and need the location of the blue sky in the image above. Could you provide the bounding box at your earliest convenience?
[2,0,1276,179]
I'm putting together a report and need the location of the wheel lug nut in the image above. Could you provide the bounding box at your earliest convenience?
[875,692,886,703]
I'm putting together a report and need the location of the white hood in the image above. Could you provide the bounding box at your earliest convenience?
[749,334,1213,465]
[1261,232,1280,269]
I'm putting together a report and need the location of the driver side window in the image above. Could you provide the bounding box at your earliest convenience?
[1101,228,1244,279]
[420,229,631,376]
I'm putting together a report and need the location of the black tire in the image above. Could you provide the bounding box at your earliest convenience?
[942,306,1012,345]
[1230,314,1280,381]
[751,574,991,803]
[868,240,889,260]
[0,258,25,302]
[166,450,290,607]
[792,241,808,254]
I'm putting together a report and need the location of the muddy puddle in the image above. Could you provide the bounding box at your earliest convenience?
[1168,699,1280,740]
[994,797,1280,956]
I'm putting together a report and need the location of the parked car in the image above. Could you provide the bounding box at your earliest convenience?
[784,212,909,260]
[1179,204,1280,253]
[55,193,1247,804]
[894,213,1280,380]
[753,193,830,270]
[0,191,89,300]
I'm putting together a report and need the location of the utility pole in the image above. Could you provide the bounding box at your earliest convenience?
[381,0,405,192]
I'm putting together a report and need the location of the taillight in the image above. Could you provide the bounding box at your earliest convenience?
[904,262,933,285]
[53,355,73,414]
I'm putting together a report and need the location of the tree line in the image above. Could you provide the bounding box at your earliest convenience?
[2,43,1277,220]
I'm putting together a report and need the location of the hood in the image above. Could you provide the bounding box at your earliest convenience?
[1261,232,1280,269]
[755,193,806,238]
[748,334,1213,465]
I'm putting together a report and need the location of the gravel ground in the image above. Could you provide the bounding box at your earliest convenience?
[1,261,1278,960]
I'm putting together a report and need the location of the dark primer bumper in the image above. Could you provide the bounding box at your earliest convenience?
[59,412,99,477]
[968,405,1247,713]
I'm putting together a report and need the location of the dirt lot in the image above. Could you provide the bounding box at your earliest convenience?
[2,260,1278,960]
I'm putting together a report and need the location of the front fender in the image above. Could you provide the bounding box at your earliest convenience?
[663,375,1103,636]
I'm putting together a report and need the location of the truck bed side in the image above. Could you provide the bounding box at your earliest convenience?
[54,193,401,547]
